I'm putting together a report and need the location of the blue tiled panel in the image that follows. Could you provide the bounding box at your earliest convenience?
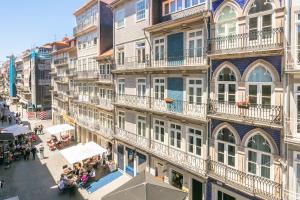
[211,56,282,81]
[212,0,245,12]
[211,119,281,152]
[206,178,212,200]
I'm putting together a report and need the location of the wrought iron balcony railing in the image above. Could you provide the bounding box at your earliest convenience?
[159,3,206,23]
[94,124,114,139]
[53,58,68,66]
[285,46,300,72]
[115,55,149,70]
[150,97,207,120]
[98,74,112,83]
[151,48,206,68]
[115,94,150,109]
[38,79,51,86]
[208,100,282,126]
[209,160,281,200]
[208,28,284,55]
[115,128,149,150]
[91,97,113,110]
[76,70,99,79]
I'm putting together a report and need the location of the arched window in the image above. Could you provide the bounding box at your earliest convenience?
[248,0,273,41]
[246,134,272,179]
[217,67,236,103]
[216,6,237,37]
[247,65,273,107]
[216,127,236,167]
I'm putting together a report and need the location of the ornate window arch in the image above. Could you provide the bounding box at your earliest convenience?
[246,133,273,179]
[247,0,274,41]
[246,64,273,107]
[217,66,237,103]
[215,127,237,167]
[216,5,237,37]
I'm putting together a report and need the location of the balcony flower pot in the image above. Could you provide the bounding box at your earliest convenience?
[164,97,174,104]
[236,100,250,109]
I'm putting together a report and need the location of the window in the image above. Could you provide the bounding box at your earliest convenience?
[118,111,125,129]
[154,78,165,100]
[218,191,236,200]
[216,6,237,38]
[136,0,146,21]
[294,152,300,197]
[117,48,125,66]
[154,119,165,142]
[99,88,106,99]
[187,128,202,156]
[137,116,146,137]
[118,79,125,95]
[115,9,125,29]
[100,64,106,74]
[136,42,146,63]
[154,38,165,61]
[216,127,236,167]
[93,37,97,45]
[187,79,202,105]
[170,123,182,149]
[295,85,300,134]
[217,67,236,103]
[247,65,272,107]
[247,134,272,179]
[137,78,146,97]
[296,13,300,65]
[107,115,113,129]
[248,0,273,41]
[188,30,203,58]
[163,0,204,15]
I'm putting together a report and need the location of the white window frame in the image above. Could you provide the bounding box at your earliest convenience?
[137,78,146,97]
[137,115,146,137]
[295,13,300,66]
[136,42,146,64]
[216,5,238,38]
[294,84,300,136]
[187,29,203,58]
[118,111,125,129]
[136,0,146,22]
[293,151,300,197]
[170,123,182,149]
[216,67,237,103]
[154,37,165,61]
[187,127,202,157]
[118,79,125,95]
[154,119,165,143]
[117,47,125,66]
[153,77,165,100]
[115,9,125,29]
[215,133,236,168]
[187,78,203,105]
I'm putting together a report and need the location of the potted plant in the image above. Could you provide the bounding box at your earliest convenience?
[236,99,250,109]
[164,97,174,104]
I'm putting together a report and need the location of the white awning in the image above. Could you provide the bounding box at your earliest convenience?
[2,124,30,136]
[60,142,107,164]
[44,124,74,136]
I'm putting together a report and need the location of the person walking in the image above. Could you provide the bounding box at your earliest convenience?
[39,144,44,159]
[40,125,44,135]
[31,145,37,160]
[8,115,11,124]
[25,146,31,160]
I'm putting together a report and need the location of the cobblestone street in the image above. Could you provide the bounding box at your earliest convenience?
[0,105,130,200]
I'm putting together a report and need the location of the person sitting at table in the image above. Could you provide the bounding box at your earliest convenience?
[78,174,88,189]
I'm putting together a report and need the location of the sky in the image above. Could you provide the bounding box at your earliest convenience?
[0,0,87,62]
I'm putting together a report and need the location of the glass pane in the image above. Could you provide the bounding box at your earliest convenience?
[262,14,272,27]
[249,17,258,29]
[261,154,271,166]
[248,162,256,174]
[218,152,224,163]
[248,151,257,162]
[218,143,224,152]
[261,166,270,179]
[218,84,225,93]
[262,85,271,96]
[228,155,235,167]
[248,66,272,82]
[228,145,235,156]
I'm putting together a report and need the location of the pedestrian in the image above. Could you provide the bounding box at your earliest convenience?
[31,146,37,160]
[25,146,31,160]
[39,144,44,159]
[1,116,4,125]
[34,127,37,135]
[8,115,11,124]
[40,124,44,135]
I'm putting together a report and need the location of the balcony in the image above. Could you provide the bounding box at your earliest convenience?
[53,58,68,67]
[285,46,300,73]
[76,70,99,79]
[114,94,150,109]
[115,128,150,150]
[157,3,206,24]
[38,79,51,86]
[38,63,51,71]
[208,28,284,59]
[208,100,282,127]
[73,21,97,36]
[98,74,112,83]
[209,160,281,200]
[115,128,207,177]
[94,124,114,139]
[115,56,149,70]
[91,97,113,110]
[151,98,207,120]
[57,92,69,102]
